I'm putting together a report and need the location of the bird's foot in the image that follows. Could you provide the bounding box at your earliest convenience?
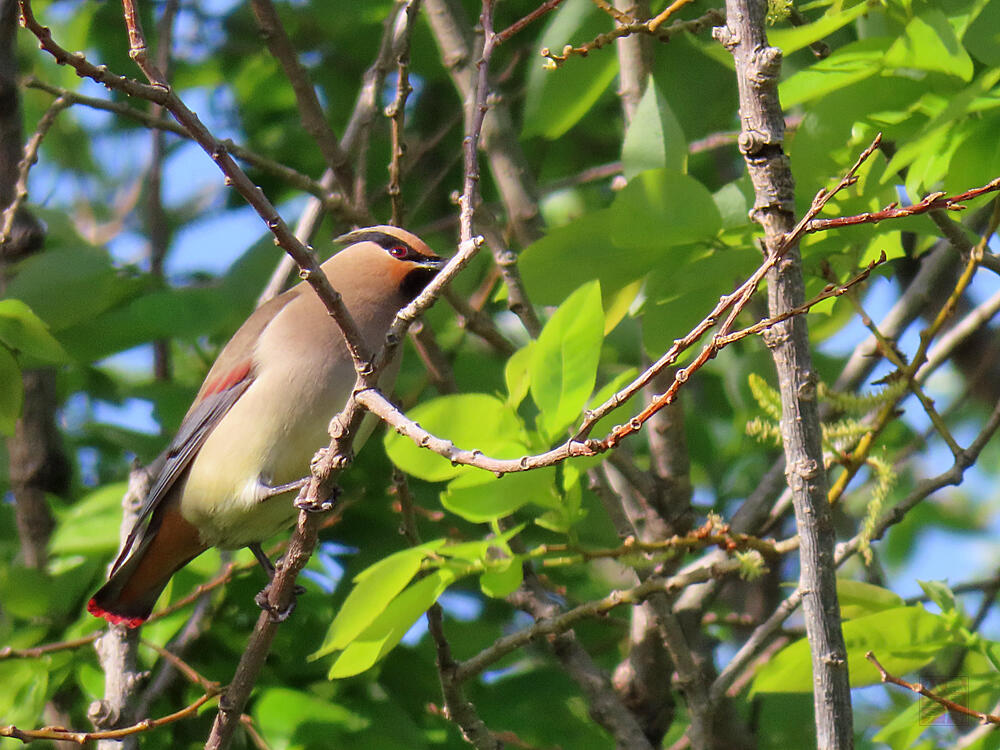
[294,484,342,513]
[254,584,307,623]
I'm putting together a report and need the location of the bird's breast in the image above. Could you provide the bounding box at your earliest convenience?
[178,292,397,549]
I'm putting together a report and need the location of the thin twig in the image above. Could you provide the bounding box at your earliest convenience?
[0,94,68,250]
[825,201,1000,506]
[247,0,358,205]
[356,252,882,474]
[456,547,791,683]
[804,177,1000,234]
[495,0,567,44]
[540,8,723,67]
[1,689,220,744]
[0,633,100,660]
[255,1,407,305]
[408,321,459,394]
[387,0,421,226]
[24,78,360,222]
[444,288,517,355]
[711,394,1000,701]
[20,0,372,370]
[866,650,1000,724]
[839,286,963,458]
[395,472,500,748]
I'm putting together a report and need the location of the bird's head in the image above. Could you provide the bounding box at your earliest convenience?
[331,225,445,304]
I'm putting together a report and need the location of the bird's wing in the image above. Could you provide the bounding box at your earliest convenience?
[108,289,301,575]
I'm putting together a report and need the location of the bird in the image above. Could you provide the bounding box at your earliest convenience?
[87,225,444,628]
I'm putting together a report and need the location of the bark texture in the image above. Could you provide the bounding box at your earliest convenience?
[714,2,854,748]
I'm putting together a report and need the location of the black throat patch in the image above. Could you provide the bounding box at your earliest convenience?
[399,266,438,303]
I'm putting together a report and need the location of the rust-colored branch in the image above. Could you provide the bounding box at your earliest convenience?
[805,177,1000,234]
[495,0,566,44]
[866,651,1000,725]
[0,634,100,660]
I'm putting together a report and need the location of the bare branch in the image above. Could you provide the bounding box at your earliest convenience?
[495,0,567,45]
[247,0,359,205]
[804,177,1000,234]
[24,78,362,224]
[712,393,1000,702]
[21,0,373,371]
[866,650,1000,724]
[540,8,723,68]
[387,1,420,226]
[715,1,853,746]
[456,547,793,683]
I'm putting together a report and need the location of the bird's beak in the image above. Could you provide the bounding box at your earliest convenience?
[414,256,446,271]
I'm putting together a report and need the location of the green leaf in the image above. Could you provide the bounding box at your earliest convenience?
[49,482,129,555]
[480,558,523,599]
[610,168,722,249]
[870,693,928,748]
[751,605,951,694]
[536,468,587,534]
[0,661,48,731]
[860,231,905,267]
[964,0,1000,65]
[884,10,974,81]
[3,245,141,331]
[384,393,526,483]
[313,542,443,659]
[768,2,872,55]
[254,687,369,744]
[328,567,458,678]
[713,182,750,229]
[529,280,604,439]
[603,280,642,334]
[569,368,640,470]
[0,299,72,365]
[505,343,534,408]
[918,579,959,614]
[837,579,906,620]
[518,209,639,306]
[442,466,558,523]
[0,345,22,436]
[621,81,687,179]
[60,285,232,361]
[779,38,888,108]
[522,0,618,139]
[0,558,94,619]
[642,247,758,357]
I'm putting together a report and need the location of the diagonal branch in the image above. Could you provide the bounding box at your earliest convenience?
[20,0,372,370]
[247,0,359,207]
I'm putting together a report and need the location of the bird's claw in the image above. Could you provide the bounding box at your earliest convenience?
[255,587,303,623]
[294,485,342,513]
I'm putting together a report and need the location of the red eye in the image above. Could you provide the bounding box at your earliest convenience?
[388,246,408,259]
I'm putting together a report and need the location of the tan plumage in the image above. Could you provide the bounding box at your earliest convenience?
[88,226,443,627]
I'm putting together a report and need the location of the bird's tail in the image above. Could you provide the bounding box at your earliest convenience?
[88,507,206,628]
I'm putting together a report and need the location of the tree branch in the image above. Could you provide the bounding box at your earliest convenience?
[247,0,359,206]
[714,2,853,747]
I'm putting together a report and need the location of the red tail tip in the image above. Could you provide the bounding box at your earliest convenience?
[87,599,147,629]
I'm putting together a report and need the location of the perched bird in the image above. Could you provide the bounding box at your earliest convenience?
[88,226,444,627]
